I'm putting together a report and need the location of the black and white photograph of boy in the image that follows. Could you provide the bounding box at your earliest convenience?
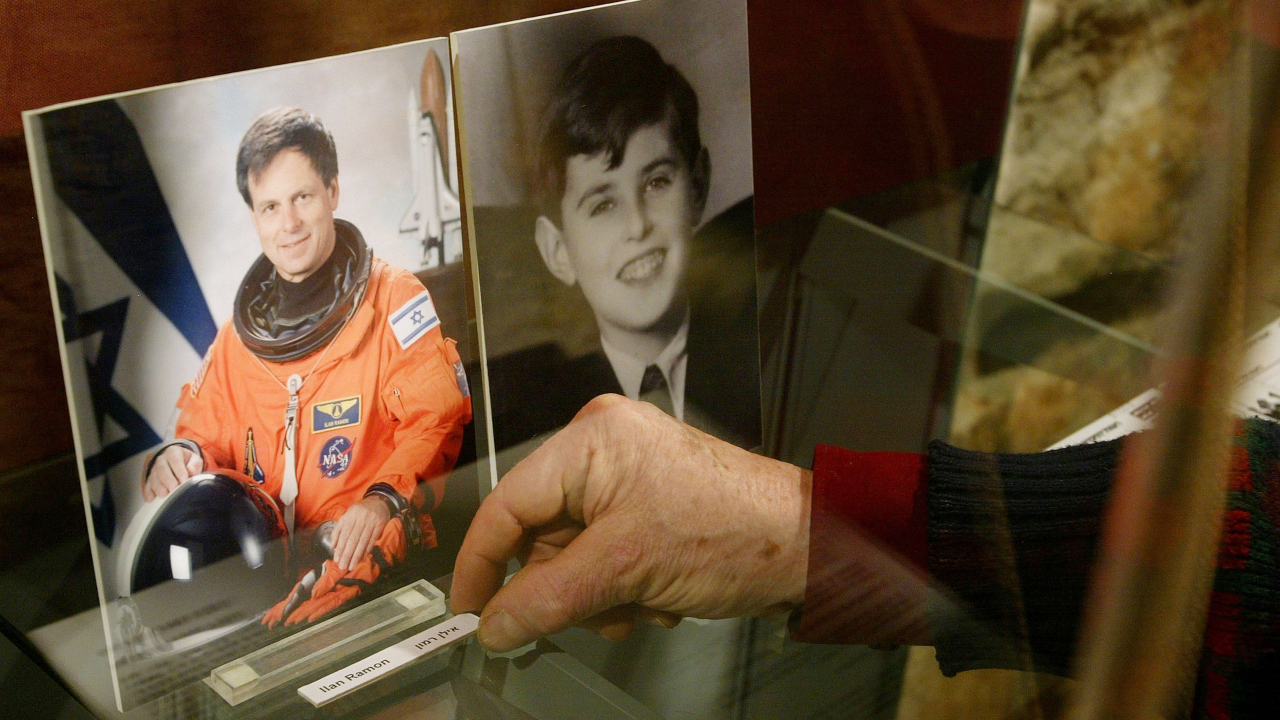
[454,0,760,475]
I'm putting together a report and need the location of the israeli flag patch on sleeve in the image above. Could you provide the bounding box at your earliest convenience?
[389,289,440,349]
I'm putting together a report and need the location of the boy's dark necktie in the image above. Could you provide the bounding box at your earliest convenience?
[640,364,674,416]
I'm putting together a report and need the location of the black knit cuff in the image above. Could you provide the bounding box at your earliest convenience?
[926,436,1123,677]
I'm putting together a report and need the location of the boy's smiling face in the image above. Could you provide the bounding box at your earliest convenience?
[538,122,704,336]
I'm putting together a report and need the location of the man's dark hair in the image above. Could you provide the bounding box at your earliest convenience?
[235,107,338,206]
[535,36,703,223]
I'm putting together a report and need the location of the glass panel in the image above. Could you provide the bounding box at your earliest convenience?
[17,35,489,717]
[763,200,1159,463]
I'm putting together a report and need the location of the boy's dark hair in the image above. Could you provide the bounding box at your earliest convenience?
[236,107,338,206]
[535,36,702,223]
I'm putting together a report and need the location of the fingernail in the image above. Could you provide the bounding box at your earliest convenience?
[653,614,681,630]
[478,609,521,652]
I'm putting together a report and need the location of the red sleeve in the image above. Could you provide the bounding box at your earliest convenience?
[792,445,931,645]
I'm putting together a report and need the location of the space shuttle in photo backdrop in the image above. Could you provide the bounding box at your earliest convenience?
[24,37,468,708]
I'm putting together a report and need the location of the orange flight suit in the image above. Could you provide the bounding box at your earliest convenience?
[172,257,470,547]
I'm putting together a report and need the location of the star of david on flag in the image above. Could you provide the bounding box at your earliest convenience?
[39,100,218,547]
[389,289,440,349]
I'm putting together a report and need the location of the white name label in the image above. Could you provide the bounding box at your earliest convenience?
[297,613,478,707]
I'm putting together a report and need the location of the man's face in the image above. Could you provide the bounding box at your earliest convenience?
[555,123,701,334]
[247,148,340,283]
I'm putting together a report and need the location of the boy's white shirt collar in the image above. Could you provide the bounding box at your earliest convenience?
[599,312,689,422]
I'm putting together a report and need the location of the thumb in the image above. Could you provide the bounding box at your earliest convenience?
[476,525,630,652]
[186,450,203,475]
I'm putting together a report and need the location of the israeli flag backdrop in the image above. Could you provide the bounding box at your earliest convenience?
[26,37,455,599]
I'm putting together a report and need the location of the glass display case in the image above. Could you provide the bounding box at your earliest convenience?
[2,0,1278,718]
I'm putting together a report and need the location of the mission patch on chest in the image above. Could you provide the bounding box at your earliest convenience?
[312,396,361,433]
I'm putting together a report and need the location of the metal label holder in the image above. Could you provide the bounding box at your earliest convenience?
[204,580,446,706]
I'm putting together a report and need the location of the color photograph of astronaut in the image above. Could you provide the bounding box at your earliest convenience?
[25,38,477,710]
[453,0,761,480]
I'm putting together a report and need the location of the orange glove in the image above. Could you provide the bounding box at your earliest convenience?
[263,518,408,628]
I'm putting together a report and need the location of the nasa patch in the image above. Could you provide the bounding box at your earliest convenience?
[318,436,354,478]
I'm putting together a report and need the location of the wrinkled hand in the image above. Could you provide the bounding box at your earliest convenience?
[331,497,392,571]
[263,517,408,628]
[451,395,812,652]
[142,445,204,502]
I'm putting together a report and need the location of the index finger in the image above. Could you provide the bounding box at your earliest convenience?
[330,518,352,568]
[450,421,596,614]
